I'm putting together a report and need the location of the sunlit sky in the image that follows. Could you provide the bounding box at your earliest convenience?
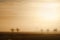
[0,0,60,32]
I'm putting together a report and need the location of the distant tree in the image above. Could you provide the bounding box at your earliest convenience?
[16,28,19,32]
[41,29,43,32]
[11,28,14,32]
[54,28,57,32]
[47,29,49,32]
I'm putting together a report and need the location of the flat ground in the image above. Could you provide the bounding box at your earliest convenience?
[0,32,60,40]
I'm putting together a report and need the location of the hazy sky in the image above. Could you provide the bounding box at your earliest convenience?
[0,0,60,32]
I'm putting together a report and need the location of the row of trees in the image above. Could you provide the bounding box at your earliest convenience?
[41,29,58,32]
[10,28,58,32]
[11,28,19,32]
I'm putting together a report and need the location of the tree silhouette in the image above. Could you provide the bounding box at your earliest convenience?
[54,28,57,32]
[16,28,19,32]
[47,29,49,32]
[41,29,43,33]
[11,28,14,32]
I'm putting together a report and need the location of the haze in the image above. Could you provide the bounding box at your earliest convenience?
[0,0,60,32]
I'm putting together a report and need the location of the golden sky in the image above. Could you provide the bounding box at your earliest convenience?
[0,0,60,32]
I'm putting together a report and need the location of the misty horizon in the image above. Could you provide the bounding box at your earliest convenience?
[0,0,60,32]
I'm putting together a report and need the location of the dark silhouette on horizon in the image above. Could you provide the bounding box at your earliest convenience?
[16,28,19,32]
[54,28,57,32]
[11,28,14,32]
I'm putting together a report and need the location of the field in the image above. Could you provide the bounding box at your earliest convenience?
[0,32,60,40]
